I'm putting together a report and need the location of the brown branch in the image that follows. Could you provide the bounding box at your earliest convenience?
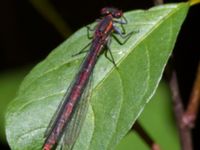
[153,0,164,5]
[132,121,161,150]
[183,63,200,128]
[169,71,193,150]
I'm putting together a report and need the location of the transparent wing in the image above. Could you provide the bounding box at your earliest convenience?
[60,74,93,150]
[44,77,77,138]
[44,53,90,139]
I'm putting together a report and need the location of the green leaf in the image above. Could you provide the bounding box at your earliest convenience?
[116,81,180,150]
[6,3,189,150]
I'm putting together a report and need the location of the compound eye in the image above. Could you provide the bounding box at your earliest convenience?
[101,8,110,15]
[113,11,122,18]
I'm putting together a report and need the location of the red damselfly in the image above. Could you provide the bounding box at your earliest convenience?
[42,7,132,150]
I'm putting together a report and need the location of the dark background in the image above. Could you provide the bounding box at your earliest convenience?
[0,0,199,149]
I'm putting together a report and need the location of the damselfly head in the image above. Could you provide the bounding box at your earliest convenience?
[101,7,123,18]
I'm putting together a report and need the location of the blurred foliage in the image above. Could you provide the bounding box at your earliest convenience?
[30,0,72,37]
[0,67,31,143]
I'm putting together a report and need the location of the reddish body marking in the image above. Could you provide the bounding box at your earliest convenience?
[43,7,125,150]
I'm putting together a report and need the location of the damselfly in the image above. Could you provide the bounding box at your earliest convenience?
[42,7,132,150]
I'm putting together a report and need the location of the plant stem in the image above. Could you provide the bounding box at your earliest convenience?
[132,121,161,150]
[153,0,164,5]
[169,71,193,150]
[183,63,200,128]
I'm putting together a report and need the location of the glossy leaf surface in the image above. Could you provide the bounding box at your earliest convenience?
[6,3,189,150]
